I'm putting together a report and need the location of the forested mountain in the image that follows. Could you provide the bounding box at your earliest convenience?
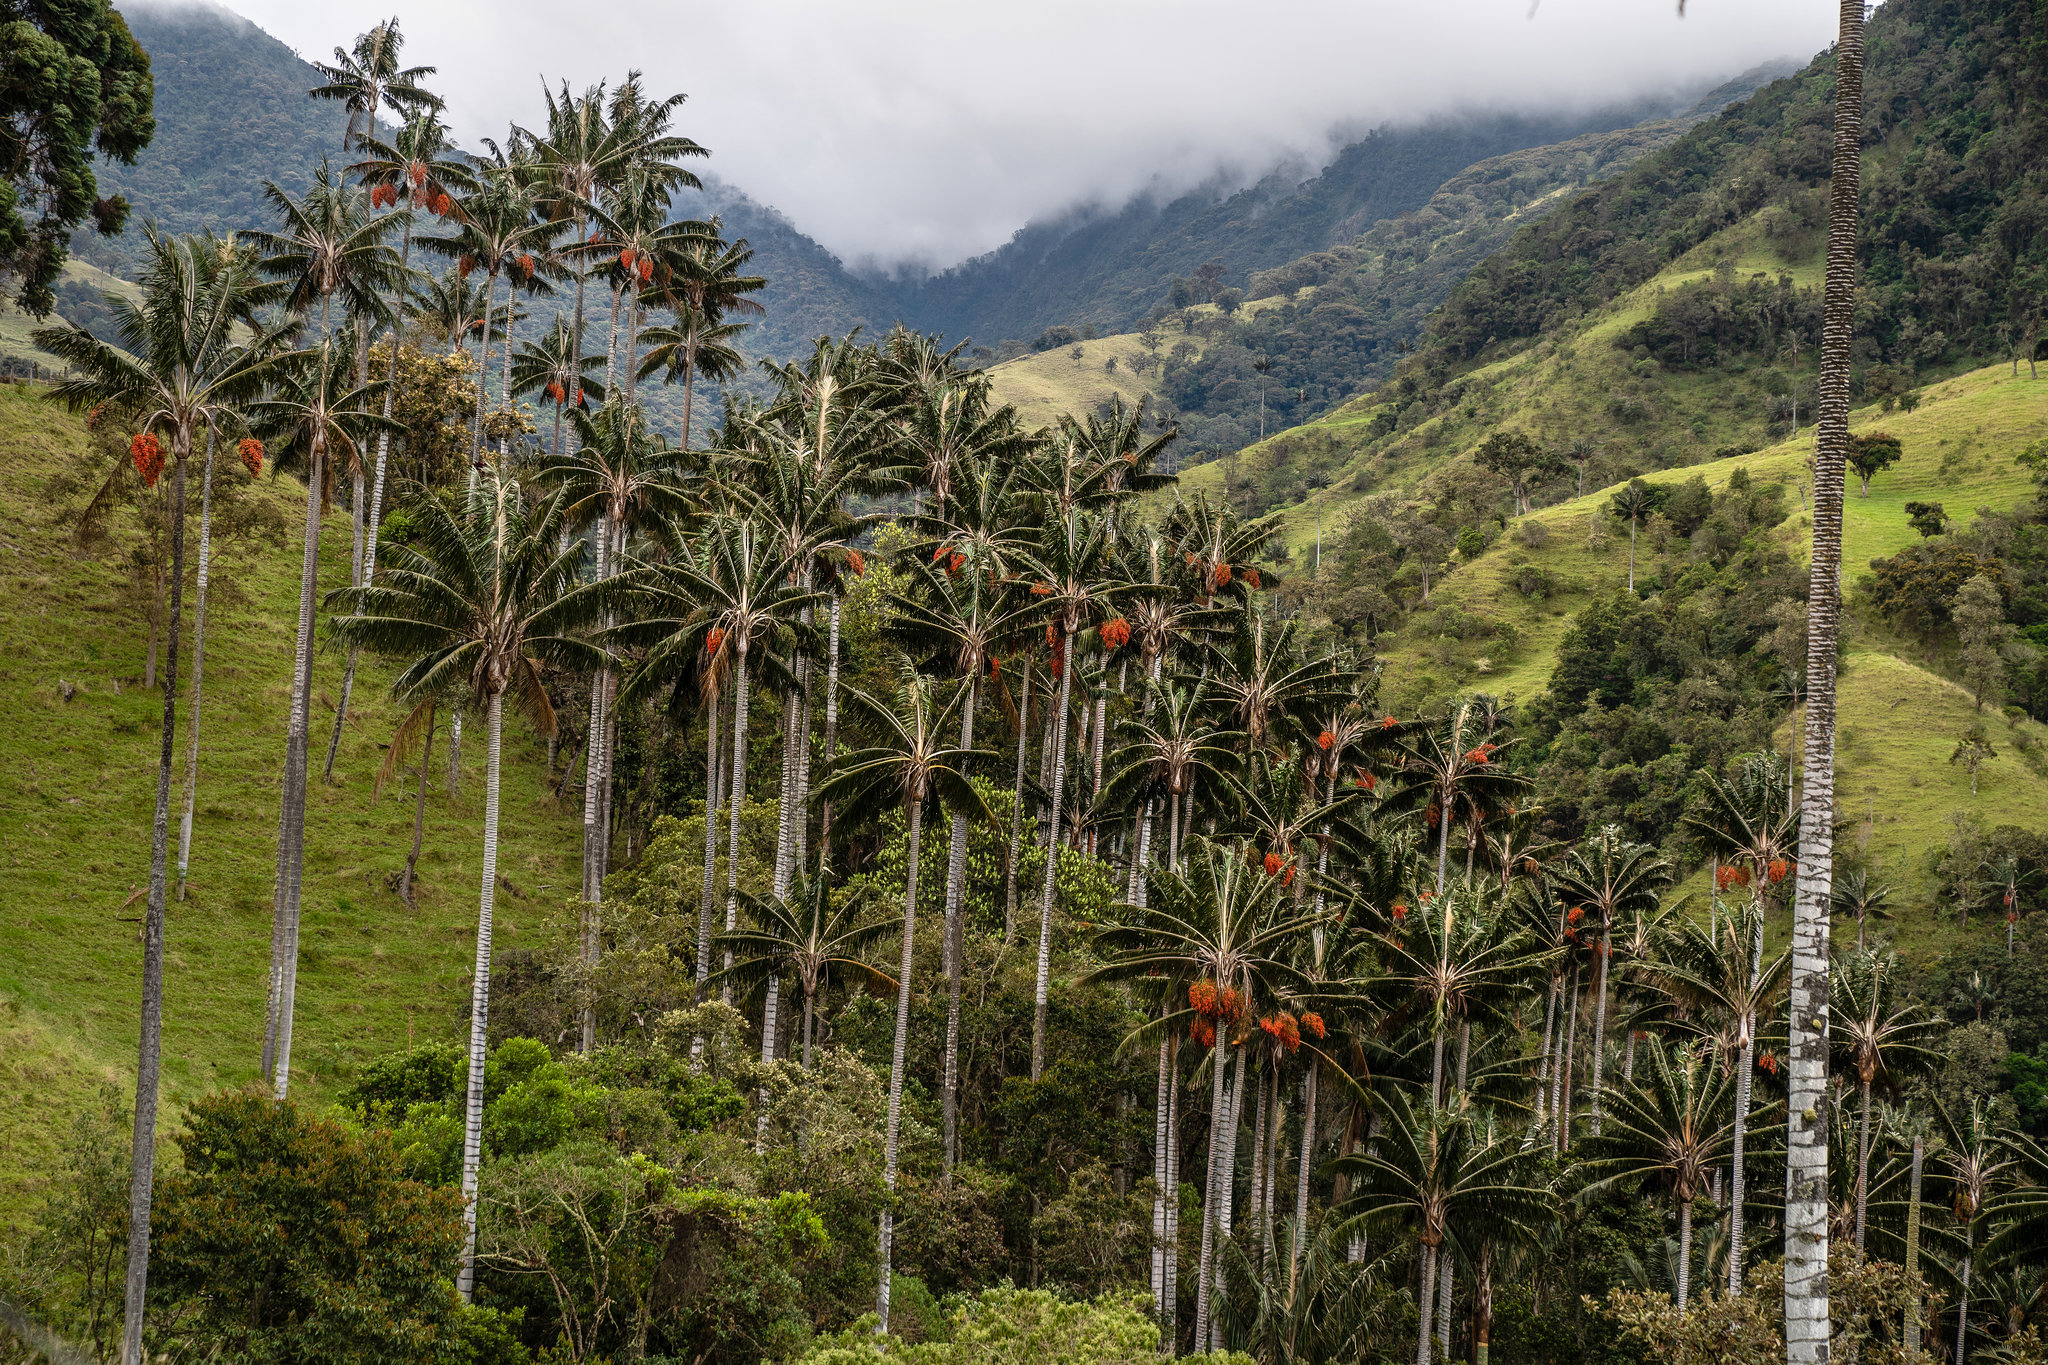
[71,2,352,276]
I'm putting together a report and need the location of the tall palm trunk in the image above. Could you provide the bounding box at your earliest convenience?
[1785,5,1866,1357]
[1152,1024,1172,1312]
[1193,1032,1230,1349]
[1677,1197,1693,1313]
[1290,1063,1317,1282]
[1535,975,1559,1132]
[722,653,752,997]
[324,208,415,778]
[175,427,219,899]
[399,698,434,907]
[322,315,377,779]
[1955,1227,1972,1365]
[1162,1039,1181,1352]
[1415,1237,1440,1365]
[679,346,696,448]
[1728,1026,1756,1298]
[694,691,723,1005]
[875,795,926,1334]
[814,597,842,866]
[941,677,977,1178]
[263,306,331,1093]
[1590,925,1611,1137]
[1904,1135,1925,1352]
[1002,665,1032,944]
[1854,1077,1872,1253]
[1556,961,1580,1153]
[1030,633,1076,1080]
[456,689,506,1302]
[578,521,614,1051]
[1475,1244,1494,1365]
[1212,1046,1248,1353]
[118,440,188,1365]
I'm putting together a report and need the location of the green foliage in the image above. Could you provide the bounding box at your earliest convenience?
[796,1285,1255,1365]
[149,1091,466,1365]
[0,0,153,313]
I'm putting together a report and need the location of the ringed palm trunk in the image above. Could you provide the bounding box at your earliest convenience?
[324,213,415,781]
[1002,665,1032,944]
[722,652,752,997]
[1854,1076,1872,1253]
[1212,1043,1248,1352]
[1589,925,1611,1137]
[1030,633,1076,1081]
[1904,1135,1925,1351]
[1152,1023,1172,1311]
[694,691,723,1005]
[1785,4,1866,1357]
[456,689,506,1302]
[1193,1029,1230,1350]
[815,597,842,868]
[118,438,188,1365]
[1728,1022,1756,1298]
[1677,1196,1693,1313]
[1162,1037,1181,1351]
[875,795,926,1334]
[578,522,614,1052]
[322,315,374,779]
[175,427,219,899]
[1292,1064,1316,1284]
[1415,1235,1440,1365]
[263,375,329,1095]
[1955,1226,1972,1365]
[941,677,977,1178]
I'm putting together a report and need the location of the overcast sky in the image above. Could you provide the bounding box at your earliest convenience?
[202,0,1835,271]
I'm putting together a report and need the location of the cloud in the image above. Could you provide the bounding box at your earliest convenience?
[195,0,1834,269]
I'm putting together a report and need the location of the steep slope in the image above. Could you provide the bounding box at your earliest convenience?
[74,1,353,278]
[1363,365,2048,950]
[0,383,583,1217]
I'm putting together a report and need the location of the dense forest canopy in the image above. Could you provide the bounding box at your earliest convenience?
[6,4,2048,1365]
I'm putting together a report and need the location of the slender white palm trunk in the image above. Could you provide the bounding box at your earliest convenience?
[723,654,752,997]
[1292,1065,1316,1282]
[118,443,187,1365]
[1151,1025,1172,1311]
[1003,666,1032,944]
[456,690,505,1302]
[875,797,926,1334]
[1193,1035,1230,1349]
[175,427,219,899]
[1030,634,1076,1080]
[941,678,977,1176]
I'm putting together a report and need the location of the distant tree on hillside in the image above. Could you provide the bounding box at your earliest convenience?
[1848,431,1903,496]
[1952,723,1998,795]
[1609,480,1657,591]
[1906,500,1948,538]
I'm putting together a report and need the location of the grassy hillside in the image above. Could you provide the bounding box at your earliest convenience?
[0,384,582,1220]
[1364,363,2048,945]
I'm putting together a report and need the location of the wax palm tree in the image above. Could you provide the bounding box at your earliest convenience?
[328,466,602,1302]
[716,870,897,1071]
[576,171,713,400]
[248,164,401,1088]
[512,317,606,460]
[1331,1090,1554,1365]
[1398,701,1530,898]
[1785,5,1874,1350]
[1205,606,1345,756]
[1547,827,1670,1138]
[889,538,1035,1175]
[1608,481,1656,591]
[1830,868,1895,953]
[638,234,764,445]
[1168,491,1280,606]
[1018,505,1122,1080]
[1930,1097,2008,1364]
[517,73,705,360]
[1657,903,1790,1297]
[1829,951,1937,1253]
[1378,880,1544,1112]
[810,659,991,1334]
[324,112,474,779]
[34,227,290,1365]
[1583,1036,1736,1311]
[611,517,813,1013]
[1978,853,2041,958]
[1090,836,1318,1351]
[308,17,440,153]
[414,264,488,351]
[423,160,554,471]
[247,336,399,1094]
[540,399,690,1046]
[1100,679,1243,875]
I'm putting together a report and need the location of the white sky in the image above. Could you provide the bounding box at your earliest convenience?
[192,0,1836,270]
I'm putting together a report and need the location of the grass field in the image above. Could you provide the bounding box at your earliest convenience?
[0,260,143,370]
[0,382,582,1221]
